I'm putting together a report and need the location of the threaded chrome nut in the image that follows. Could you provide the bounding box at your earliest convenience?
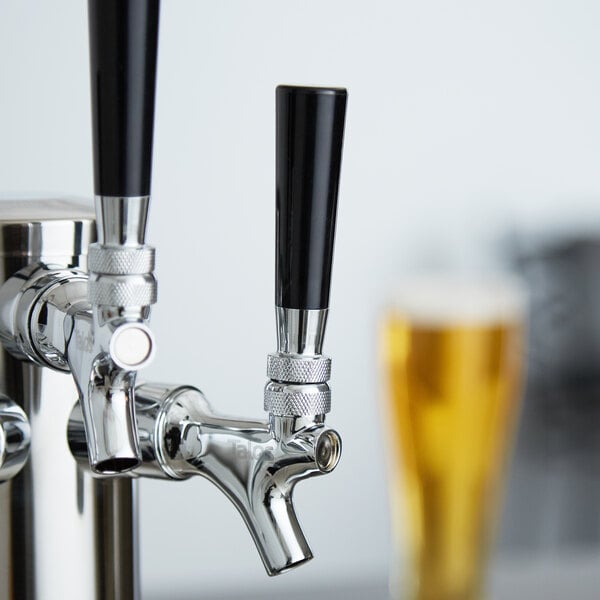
[264,382,331,416]
[89,275,157,307]
[88,244,155,275]
[267,353,331,384]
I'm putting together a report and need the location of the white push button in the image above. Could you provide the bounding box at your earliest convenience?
[110,324,154,369]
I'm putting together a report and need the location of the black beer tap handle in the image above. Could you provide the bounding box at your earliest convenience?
[88,0,160,197]
[275,85,348,310]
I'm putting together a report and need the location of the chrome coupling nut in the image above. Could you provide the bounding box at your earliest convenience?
[267,353,331,384]
[264,381,331,416]
[88,244,157,308]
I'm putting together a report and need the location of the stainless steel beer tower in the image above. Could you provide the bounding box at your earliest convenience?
[0,202,139,599]
[0,2,347,599]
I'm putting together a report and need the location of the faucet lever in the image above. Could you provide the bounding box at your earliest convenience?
[266,85,347,418]
[275,85,347,314]
[88,0,160,198]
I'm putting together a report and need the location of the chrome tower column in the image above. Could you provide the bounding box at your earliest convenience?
[0,199,138,600]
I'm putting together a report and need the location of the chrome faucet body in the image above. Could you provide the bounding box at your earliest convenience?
[137,387,341,576]
[69,384,342,575]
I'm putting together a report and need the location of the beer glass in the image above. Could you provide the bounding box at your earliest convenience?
[380,276,525,600]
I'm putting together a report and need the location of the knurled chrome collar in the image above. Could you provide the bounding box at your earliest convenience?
[88,244,155,275]
[87,244,157,307]
[88,275,157,307]
[264,382,331,416]
[267,353,331,384]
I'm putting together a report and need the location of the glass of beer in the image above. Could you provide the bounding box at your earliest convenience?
[380,275,525,600]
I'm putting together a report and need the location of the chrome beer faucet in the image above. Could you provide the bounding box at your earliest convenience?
[77,0,160,473]
[0,0,348,589]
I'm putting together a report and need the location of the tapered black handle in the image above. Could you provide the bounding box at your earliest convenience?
[276,85,347,310]
[88,0,160,197]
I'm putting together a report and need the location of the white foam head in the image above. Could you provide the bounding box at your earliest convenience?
[388,274,526,325]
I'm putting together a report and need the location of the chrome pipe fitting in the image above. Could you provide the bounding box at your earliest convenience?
[0,397,30,483]
[0,263,88,368]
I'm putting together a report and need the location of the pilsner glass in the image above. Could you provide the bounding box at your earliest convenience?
[380,276,525,600]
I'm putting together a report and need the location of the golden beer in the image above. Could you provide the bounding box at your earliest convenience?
[381,281,523,600]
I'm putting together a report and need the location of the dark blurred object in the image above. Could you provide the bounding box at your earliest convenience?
[500,234,600,552]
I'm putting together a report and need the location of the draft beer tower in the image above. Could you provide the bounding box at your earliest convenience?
[0,1,347,598]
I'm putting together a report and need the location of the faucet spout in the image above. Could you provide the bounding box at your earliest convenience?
[86,370,139,474]
[245,481,313,575]
[238,415,341,575]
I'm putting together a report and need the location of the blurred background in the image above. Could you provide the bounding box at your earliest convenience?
[2,0,600,598]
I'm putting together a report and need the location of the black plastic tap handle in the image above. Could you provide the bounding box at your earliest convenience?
[276,85,347,310]
[88,0,160,197]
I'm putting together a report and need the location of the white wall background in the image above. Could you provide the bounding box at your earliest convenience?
[1,0,600,597]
